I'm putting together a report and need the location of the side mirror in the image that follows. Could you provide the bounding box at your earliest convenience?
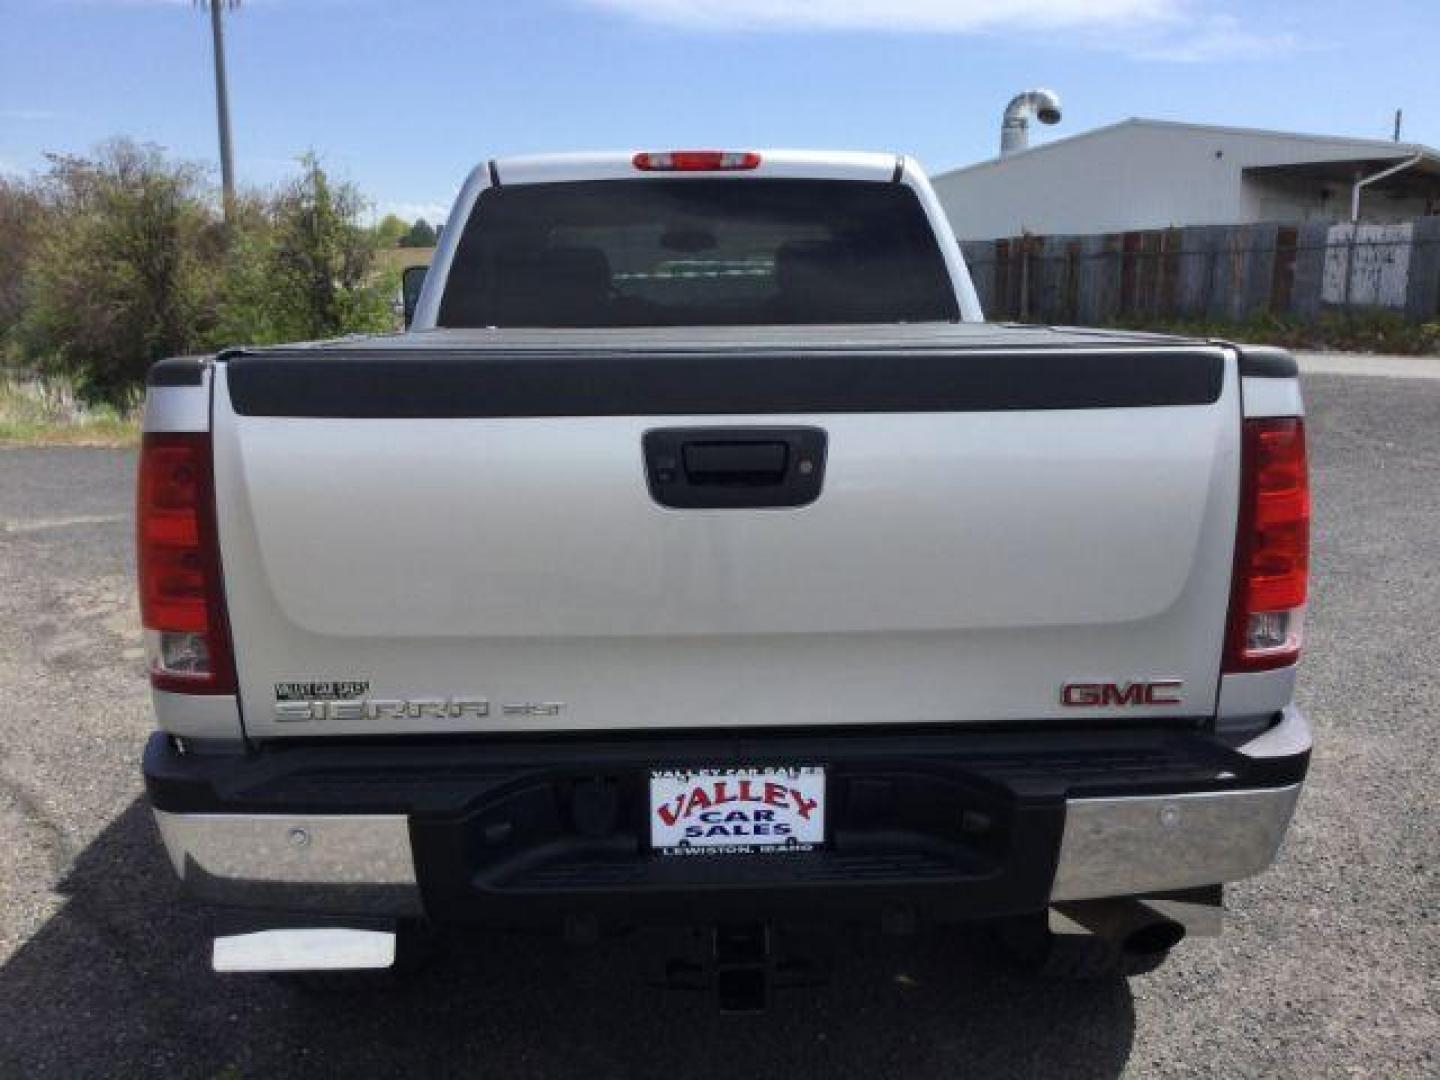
[401,264,428,328]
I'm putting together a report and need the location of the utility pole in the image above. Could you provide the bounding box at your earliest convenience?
[1393,108,1403,142]
[204,0,237,219]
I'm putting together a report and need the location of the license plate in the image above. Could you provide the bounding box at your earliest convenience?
[649,766,826,856]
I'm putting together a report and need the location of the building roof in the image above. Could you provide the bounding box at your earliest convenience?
[934,118,1440,182]
[1243,156,1440,201]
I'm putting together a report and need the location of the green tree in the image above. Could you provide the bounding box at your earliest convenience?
[211,154,394,345]
[16,141,222,399]
[267,154,393,339]
[399,217,437,248]
[0,177,49,346]
[207,191,286,346]
[7,142,401,397]
[373,213,408,248]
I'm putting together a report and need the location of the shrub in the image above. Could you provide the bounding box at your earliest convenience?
[209,160,395,348]
[1109,310,1440,356]
[15,141,221,400]
[3,142,400,400]
[0,177,49,339]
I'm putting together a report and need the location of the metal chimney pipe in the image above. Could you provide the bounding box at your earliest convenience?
[1001,89,1063,156]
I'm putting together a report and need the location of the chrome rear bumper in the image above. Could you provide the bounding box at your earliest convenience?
[1051,783,1301,901]
[149,706,1310,919]
[154,783,1301,913]
[153,811,424,916]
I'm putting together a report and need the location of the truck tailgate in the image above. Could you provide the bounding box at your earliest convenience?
[211,330,1239,738]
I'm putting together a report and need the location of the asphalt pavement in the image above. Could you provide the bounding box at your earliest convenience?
[0,360,1436,1078]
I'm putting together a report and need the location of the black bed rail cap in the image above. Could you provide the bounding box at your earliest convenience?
[225,346,1224,419]
[146,356,209,387]
[1225,343,1299,379]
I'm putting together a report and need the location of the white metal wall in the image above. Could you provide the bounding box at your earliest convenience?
[933,120,1433,240]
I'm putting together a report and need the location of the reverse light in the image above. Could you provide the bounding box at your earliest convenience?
[632,150,762,172]
[136,432,235,694]
[1224,417,1310,672]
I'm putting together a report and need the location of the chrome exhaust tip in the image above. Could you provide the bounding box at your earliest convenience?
[1050,887,1222,953]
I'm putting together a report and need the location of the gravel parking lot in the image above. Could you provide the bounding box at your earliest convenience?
[1,362,1436,1079]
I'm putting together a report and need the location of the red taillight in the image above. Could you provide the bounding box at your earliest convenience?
[137,432,235,694]
[1224,417,1310,672]
[632,150,761,172]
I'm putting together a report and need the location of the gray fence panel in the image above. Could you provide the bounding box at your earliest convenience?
[1406,217,1440,322]
[958,217,1440,324]
[1290,223,1331,321]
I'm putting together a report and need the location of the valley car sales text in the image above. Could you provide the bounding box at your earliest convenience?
[654,776,819,844]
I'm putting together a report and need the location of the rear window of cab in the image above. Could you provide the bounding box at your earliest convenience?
[438,178,959,328]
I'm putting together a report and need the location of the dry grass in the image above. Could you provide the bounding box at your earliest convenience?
[375,246,436,273]
[0,373,140,446]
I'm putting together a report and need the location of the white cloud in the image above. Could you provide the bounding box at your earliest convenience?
[580,1,1299,60]
[0,109,62,121]
[1122,14,1298,62]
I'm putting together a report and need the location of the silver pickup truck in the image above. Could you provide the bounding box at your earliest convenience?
[138,149,1310,1005]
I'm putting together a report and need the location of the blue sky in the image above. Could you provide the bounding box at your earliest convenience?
[2,0,1437,223]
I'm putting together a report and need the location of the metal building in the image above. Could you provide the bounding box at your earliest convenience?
[932,118,1440,241]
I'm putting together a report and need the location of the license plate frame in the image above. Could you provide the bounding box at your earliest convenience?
[648,766,826,857]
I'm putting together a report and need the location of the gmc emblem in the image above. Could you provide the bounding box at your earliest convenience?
[1061,680,1183,707]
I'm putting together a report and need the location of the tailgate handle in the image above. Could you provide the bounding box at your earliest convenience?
[682,441,788,485]
[644,427,827,510]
